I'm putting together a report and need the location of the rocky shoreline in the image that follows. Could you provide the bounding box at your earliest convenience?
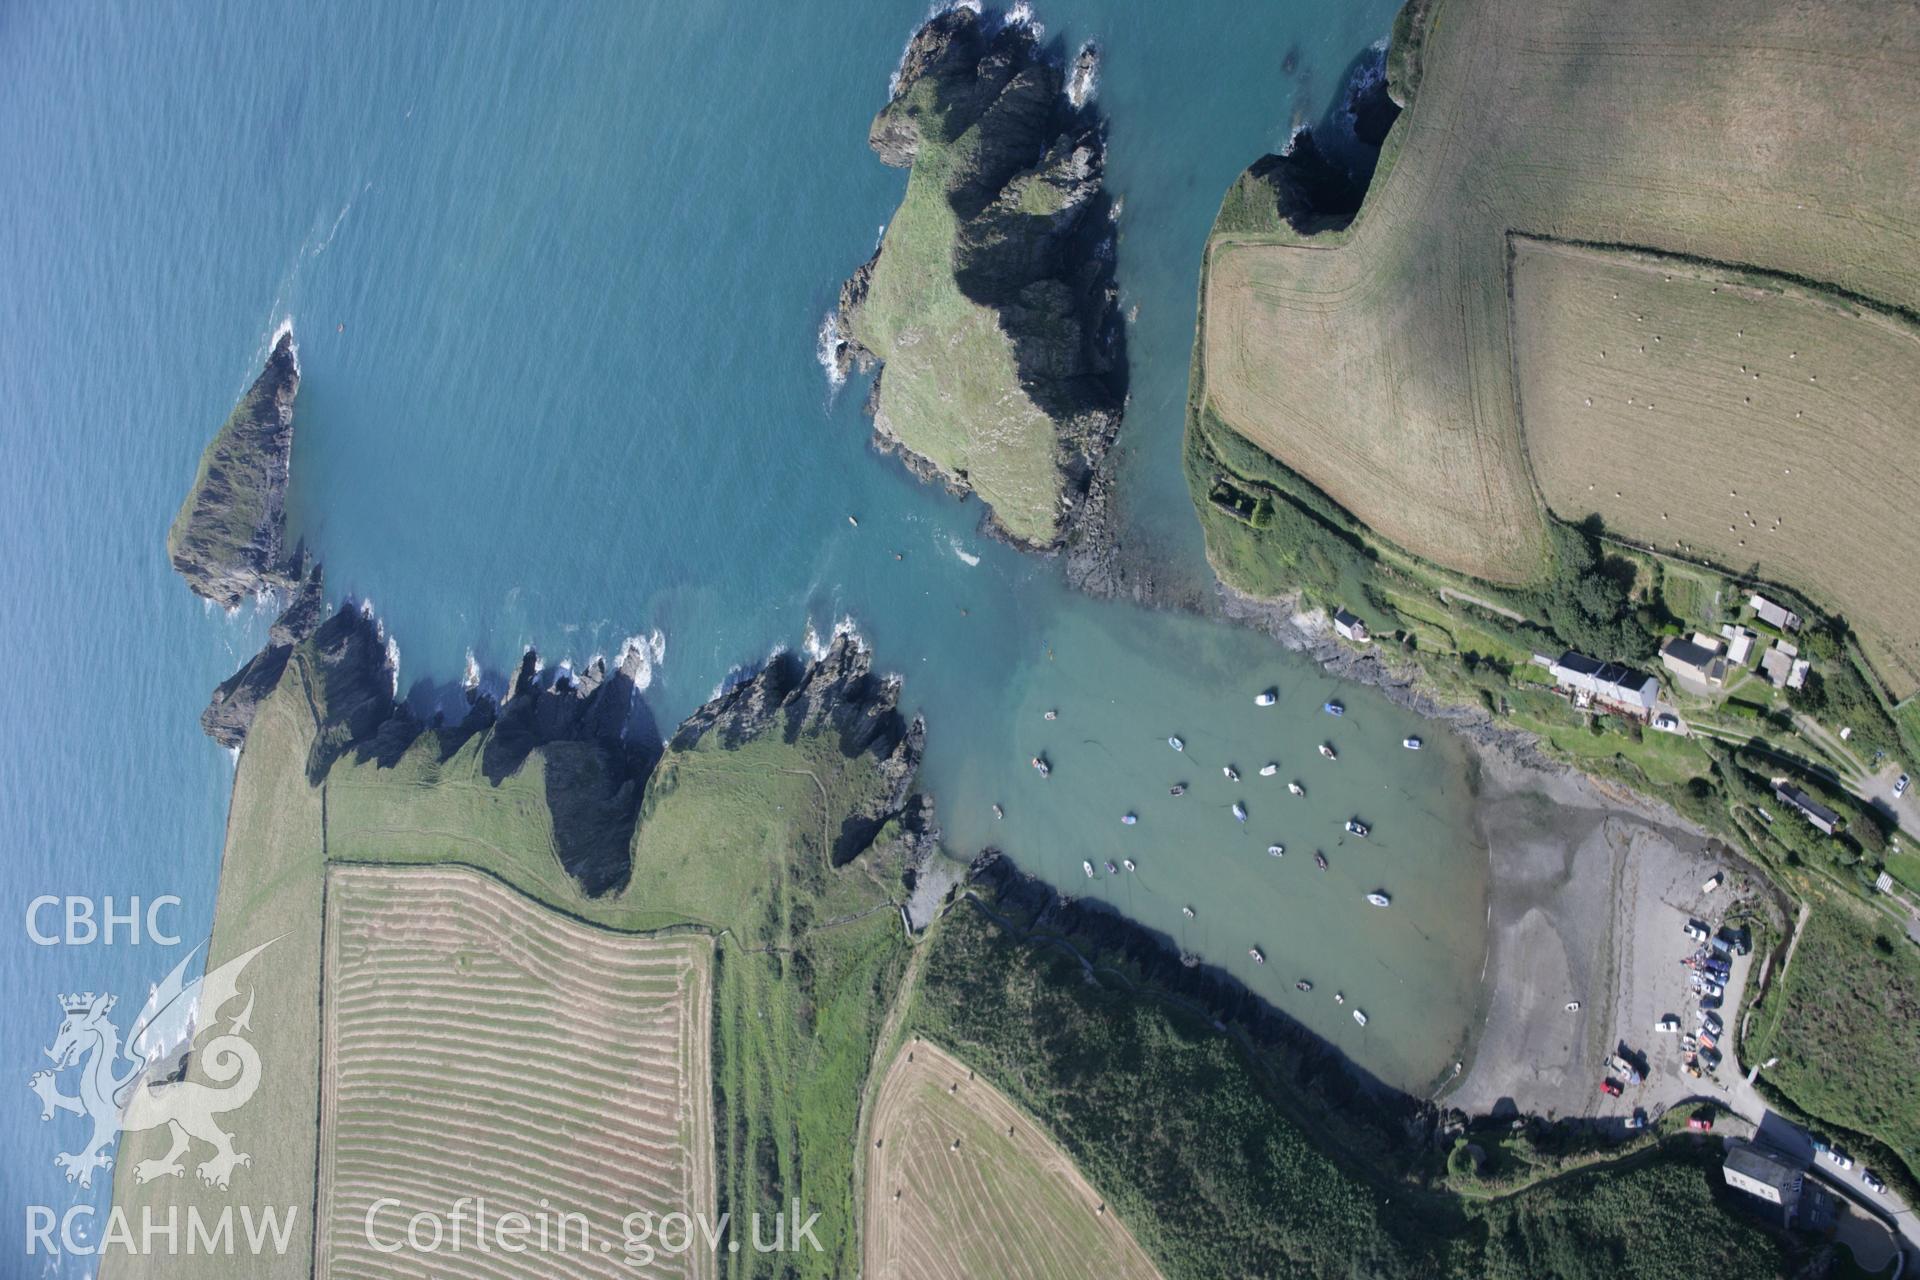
[831,7,1124,553]
[167,327,301,607]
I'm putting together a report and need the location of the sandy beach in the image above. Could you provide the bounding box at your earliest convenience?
[1445,747,1761,1123]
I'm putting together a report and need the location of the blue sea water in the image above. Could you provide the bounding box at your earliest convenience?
[0,0,1464,1269]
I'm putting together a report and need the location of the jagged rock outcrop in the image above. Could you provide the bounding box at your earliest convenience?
[168,330,300,607]
[200,554,327,747]
[831,8,1124,551]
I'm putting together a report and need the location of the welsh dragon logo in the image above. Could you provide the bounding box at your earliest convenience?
[29,938,276,1191]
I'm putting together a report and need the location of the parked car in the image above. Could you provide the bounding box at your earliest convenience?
[1701,1012,1722,1038]
[1700,1047,1722,1071]
[1656,1015,1682,1033]
[1702,872,1723,893]
[1699,980,1724,1000]
[1825,1148,1854,1171]
[1687,1115,1713,1132]
[1700,994,1722,1011]
[1600,1078,1624,1097]
[1684,920,1709,942]
[1811,1136,1830,1157]
[1863,1170,1887,1194]
[1895,773,1910,799]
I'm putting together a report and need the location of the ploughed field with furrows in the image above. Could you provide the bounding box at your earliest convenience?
[1513,239,1920,698]
[316,864,714,1280]
[864,1041,1162,1280]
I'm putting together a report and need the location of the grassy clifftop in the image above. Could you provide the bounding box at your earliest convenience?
[835,7,1121,549]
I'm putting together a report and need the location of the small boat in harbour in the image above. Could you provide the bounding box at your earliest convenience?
[1259,763,1278,777]
[1318,743,1337,760]
[1366,892,1391,908]
[1168,736,1184,752]
[1182,904,1195,919]
[1314,851,1328,870]
[1249,947,1265,965]
[1031,755,1051,778]
[1121,813,1138,826]
[1169,784,1186,797]
[1180,951,1199,968]
[1334,992,1345,1005]
[991,804,1003,820]
[1352,1009,1368,1027]
[1231,802,1247,823]
[1288,781,1304,796]
[1267,844,1284,858]
[1222,765,1239,782]
[1255,690,1277,707]
[1082,860,1096,878]
[1044,709,1058,721]
[1403,736,1422,750]
[1323,701,1344,717]
[1122,858,1136,872]
[1104,860,1119,875]
[1345,819,1370,838]
[1565,1001,1581,1011]
[1295,979,1312,992]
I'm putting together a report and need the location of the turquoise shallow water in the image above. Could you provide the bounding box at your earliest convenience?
[0,0,1476,1265]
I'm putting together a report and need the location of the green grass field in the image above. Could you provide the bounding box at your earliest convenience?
[1193,0,1920,596]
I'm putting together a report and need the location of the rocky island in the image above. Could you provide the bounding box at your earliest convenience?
[830,6,1123,551]
[166,326,301,607]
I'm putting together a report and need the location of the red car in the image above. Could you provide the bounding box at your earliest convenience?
[1688,1116,1713,1132]
[1599,1078,1624,1097]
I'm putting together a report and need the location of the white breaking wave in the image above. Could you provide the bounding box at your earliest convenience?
[270,316,299,375]
[383,636,401,699]
[462,649,481,692]
[1067,41,1099,109]
[801,615,865,663]
[816,310,847,390]
[1005,1,1041,37]
[615,629,667,692]
[948,536,981,567]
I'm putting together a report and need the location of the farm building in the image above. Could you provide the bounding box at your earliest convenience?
[1547,651,1659,720]
[1722,1145,1803,1227]
[1760,641,1811,690]
[1333,609,1370,643]
[1719,624,1757,666]
[1773,782,1840,836]
[1749,593,1803,633]
[1661,635,1728,687]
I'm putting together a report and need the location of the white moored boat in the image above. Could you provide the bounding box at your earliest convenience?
[1181,904,1195,918]
[1121,813,1138,826]
[1255,690,1277,707]
[1168,736,1184,752]
[1346,819,1369,838]
[1318,743,1337,760]
[1249,947,1265,965]
[1231,802,1248,823]
[1082,860,1096,878]
[1403,736,1422,750]
[1222,764,1239,781]
[1352,1009,1368,1027]
[1366,892,1391,908]
[1288,781,1304,796]
[1259,763,1278,777]
[1122,858,1136,872]
[1267,844,1284,858]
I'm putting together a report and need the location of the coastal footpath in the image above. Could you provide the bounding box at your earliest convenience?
[831,6,1123,552]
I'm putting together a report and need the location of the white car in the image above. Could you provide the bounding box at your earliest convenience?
[1896,772,1910,799]
[1656,1015,1682,1033]
[1825,1148,1855,1171]
[1863,1170,1886,1194]
[1684,921,1709,942]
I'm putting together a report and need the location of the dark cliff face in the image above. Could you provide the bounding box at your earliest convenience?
[200,554,328,748]
[834,7,1125,552]
[167,330,300,608]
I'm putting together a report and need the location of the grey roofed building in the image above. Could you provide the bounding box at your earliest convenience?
[1773,781,1840,835]
[1749,592,1803,632]
[1661,636,1727,687]
[1549,651,1660,719]
[1760,640,1801,688]
[1723,1145,1803,1226]
[1332,608,1369,642]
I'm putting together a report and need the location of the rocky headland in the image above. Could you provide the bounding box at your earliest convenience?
[831,7,1124,552]
[166,328,301,607]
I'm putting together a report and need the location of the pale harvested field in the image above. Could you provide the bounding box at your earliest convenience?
[1514,239,1920,698]
[864,1041,1162,1280]
[317,864,713,1280]
[1201,0,1920,584]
